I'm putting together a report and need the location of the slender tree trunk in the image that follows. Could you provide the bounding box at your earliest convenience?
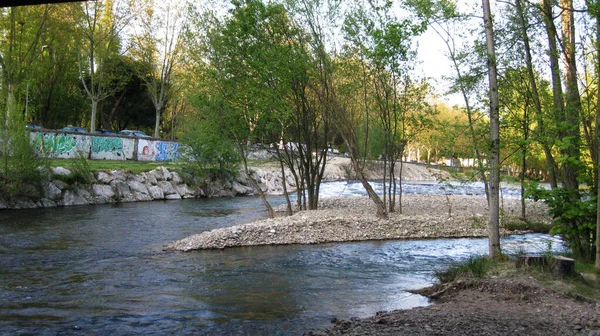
[560,0,581,193]
[154,104,162,138]
[483,0,501,258]
[90,97,98,132]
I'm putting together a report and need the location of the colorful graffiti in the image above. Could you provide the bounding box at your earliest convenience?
[29,131,181,161]
[137,140,180,162]
[156,142,180,161]
[32,132,89,158]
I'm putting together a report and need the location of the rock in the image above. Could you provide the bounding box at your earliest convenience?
[171,171,183,184]
[51,167,71,176]
[128,181,149,195]
[61,190,88,206]
[142,171,158,185]
[111,170,128,182]
[92,184,115,203]
[232,181,253,195]
[148,185,165,200]
[38,198,57,208]
[45,182,63,200]
[158,180,177,195]
[112,181,133,202]
[94,170,112,183]
[148,169,163,182]
[160,166,172,181]
[165,193,182,200]
[51,179,69,190]
[12,198,38,209]
[21,184,39,198]
[173,183,195,199]
[132,191,153,202]
[0,198,6,209]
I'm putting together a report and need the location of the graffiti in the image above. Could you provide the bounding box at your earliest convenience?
[29,131,181,162]
[155,142,180,161]
[33,133,77,155]
[92,137,124,154]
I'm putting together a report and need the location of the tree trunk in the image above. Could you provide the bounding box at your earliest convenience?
[154,103,162,138]
[560,0,581,193]
[90,97,98,133]
[483,0,501,258]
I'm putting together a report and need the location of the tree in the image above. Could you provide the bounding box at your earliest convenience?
[74,0,133,132]
[131,1,183,138]
[482,0,501,258]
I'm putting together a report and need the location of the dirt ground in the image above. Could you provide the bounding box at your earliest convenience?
[306,272,600,336]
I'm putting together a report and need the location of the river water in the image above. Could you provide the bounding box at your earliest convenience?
[0,182,565,335]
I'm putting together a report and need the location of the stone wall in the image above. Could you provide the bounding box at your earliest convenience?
[30,130,180,162]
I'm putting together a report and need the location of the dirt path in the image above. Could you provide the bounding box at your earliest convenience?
[307,274,600,336]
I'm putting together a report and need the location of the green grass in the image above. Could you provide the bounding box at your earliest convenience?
[45,159,183,174]
[436,256,496,283]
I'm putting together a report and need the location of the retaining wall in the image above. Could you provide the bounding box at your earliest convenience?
[30,130,181,161]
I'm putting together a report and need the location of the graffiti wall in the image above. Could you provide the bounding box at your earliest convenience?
[137,139,180,162]
[90,136,135,160]
[32,132,91,159]
[30,131,181,162]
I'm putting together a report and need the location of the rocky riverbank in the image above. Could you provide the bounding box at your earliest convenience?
[0,158,445,210]
[164,194,551,251]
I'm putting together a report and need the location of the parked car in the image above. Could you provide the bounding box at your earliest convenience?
[60,126,88,133]
[95,129,117,135]
[25,122,42,131]
[118,130,152,138]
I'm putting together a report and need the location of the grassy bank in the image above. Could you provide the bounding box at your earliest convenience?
[436,255,600,301]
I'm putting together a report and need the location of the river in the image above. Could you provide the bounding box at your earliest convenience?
[0,182,565,335]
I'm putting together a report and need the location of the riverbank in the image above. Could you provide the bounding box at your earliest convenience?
[0,157,445,210]
[164,194,551,251]
[306,271,600,335]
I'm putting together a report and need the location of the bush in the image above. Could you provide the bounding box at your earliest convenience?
[526,182,596,262]
[0,110,48,198]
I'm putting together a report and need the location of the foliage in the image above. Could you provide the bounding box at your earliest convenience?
[436,256,495,284]
[527,182,597,262]
[0,108,48,198]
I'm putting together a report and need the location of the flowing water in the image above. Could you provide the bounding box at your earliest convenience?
[0,182,565,335]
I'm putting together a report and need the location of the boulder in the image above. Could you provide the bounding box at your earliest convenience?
[61,190,89,206]
[160,166,172,181]
[38,198,57,208]
[111,170,128,182]
[148,185,165,200]
[173,183,195,199]
[171,171,183,184]
[112,181,134,202]
[128,181,149,195]
[12,198,38,209]
[96,171,114,184]
[51,167,71,177]
[165,193,182,200]
[44,182,63,200]
[51,179,69,190]
[132,191,153,202]
[0,198,6,209]
[149,169,164,182]
[158,181,177,195]
[232,181,253,195]
[142,171,158,185]
[92,184,115,203]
